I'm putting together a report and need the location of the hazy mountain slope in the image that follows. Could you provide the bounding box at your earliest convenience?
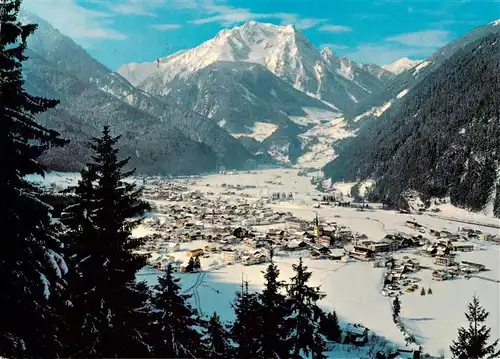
[163,61,332,133]
[346,20,500,119]
[24,49,217,174]
[118,21,386,112]
[382,57,422,74]
[22,11,256,171]
[323,33,500,217]
[360,63,395,83]
[320,48,389,96]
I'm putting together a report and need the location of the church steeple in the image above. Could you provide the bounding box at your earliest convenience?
[314,213,319,238]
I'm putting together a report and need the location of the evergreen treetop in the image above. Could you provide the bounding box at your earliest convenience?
[152,263,202,358]
[450,295,500,359]
[231,280,262,359]
[60,126,152,358]
[258,260,291,358]
[285,258,327,359]
[201,312,232,359]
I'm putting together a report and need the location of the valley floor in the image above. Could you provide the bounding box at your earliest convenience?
[31,168,500,358]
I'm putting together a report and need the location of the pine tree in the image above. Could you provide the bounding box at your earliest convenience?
[0,1,69,356]
[231,280,262,359]
[285,258,326,359]
[201,312,232,358]
[194,255,201,270]
[151,264,202,358]
[60,126,152,357]
[186,256,196,272]
[420,287,426,296]
[319,311,342,343]
[392,296,401,322]
[427,287,433,295]
[257,259,291,358]
[449,295,500,359]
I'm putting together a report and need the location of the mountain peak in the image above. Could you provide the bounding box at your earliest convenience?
[321,46,335,58]
[382,57,422,75]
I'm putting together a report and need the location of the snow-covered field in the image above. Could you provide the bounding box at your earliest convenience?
[33,168,500,358]
[297,116,355,168]
[231,121,279,142]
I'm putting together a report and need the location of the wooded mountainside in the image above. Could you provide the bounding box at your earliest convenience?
[324,33,500,217]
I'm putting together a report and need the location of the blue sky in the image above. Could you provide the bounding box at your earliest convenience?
[22,0,500,70]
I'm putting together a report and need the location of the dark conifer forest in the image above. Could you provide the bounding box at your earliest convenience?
[324,33,500,217]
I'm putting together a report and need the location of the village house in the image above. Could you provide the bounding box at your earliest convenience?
[350,246,373,261]
[166,242,180,253]
[328,248,347,260]
[241,217,257,226]
[434,255,455,266]
[318,236,333,247]
[450,241,475,252]
[242,251,267,266]
[385,234,415,249]
[344,323,369,346]
[285,239,308,251]
[285,217,308,231]
[187,248,204,257]
[420,244,437,257]
[204,245,217,252]
[432,270,450,281]
[403,258,420,271]
[460,261,486,273]
[389,348,421,359]
[405,221,423,230]
[309,243,330,255]
[221,249,239,263]
[219,234,238,245]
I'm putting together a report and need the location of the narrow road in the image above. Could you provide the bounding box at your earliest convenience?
[471,275,500,283]
[194,271,206,315]
[182,271,206,315]
[427,214,500,230]
[182,270,204,294]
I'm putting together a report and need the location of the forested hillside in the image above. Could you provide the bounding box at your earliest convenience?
[324,33,500,217]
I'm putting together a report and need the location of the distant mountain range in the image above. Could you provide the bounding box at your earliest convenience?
[117,21,396,166]
[382,57,422,75]
[118,21,391,113]
[22,12,258,174]
[323,19,500,217]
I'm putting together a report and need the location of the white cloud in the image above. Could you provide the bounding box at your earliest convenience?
[150,24,183,30]
[343,29,451,65]
[318,24,352,33]
[107,0,169,16]
[22,0,126,40]
[294,18,328,30]
[345,44,429,65]
[321,43,349,51]
[386,30,450,48]
[190,0,326,28]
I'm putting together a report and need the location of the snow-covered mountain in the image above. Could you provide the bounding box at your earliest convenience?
[360,63,395,83]
[118,21,386,113]
[21,12,258,174]
[164,61,333,134]
[382,57,422,74]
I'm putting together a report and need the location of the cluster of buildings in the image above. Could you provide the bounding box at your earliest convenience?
[137,177,494,290]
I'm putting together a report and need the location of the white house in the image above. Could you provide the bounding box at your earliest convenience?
[242,217,257,226]
[221,249,239,263]
[285,217,308,231]
[166,242,181,253]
